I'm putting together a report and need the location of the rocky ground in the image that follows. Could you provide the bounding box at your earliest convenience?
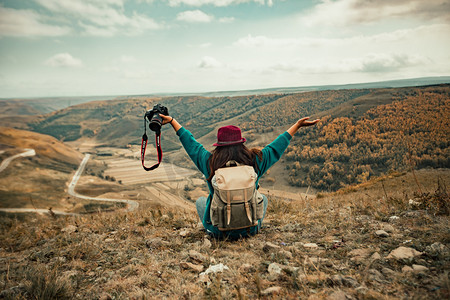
[0,171,449,299]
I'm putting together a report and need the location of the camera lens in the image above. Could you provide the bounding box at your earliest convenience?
[149,114,163,132]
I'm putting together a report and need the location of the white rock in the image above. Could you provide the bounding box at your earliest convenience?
[199,263,229,276]
[303,243,319,249]
[202,238,212,249]
[268,263,282,276]
[412,264,429,273]
[389,216,400,222]
[263,242,281,252]
[386,247,422,260]
[61,225,77,233]
[375,230,389,237]
[370,252,382,261]
[262,286,282,296]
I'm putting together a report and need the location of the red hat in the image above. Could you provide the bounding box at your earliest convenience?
[213,125,246,147]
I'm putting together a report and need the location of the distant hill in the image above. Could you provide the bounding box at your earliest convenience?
[21,84,450,192]
[1,76,448,115]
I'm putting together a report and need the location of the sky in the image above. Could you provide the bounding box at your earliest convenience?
[0,0,449,98]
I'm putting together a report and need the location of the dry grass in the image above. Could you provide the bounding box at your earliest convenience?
[0,169,449,299]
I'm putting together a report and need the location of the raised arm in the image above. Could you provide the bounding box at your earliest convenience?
[159,114,211,177]
[287,117,320,137]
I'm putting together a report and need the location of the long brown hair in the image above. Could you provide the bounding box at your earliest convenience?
[207,143,262,181]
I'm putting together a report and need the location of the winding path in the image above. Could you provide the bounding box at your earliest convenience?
[0,149,139,215]
[0,148,35,173]
[69,154,139,212]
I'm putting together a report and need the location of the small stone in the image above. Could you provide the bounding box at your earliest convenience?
[402,266,413,273]
[61,225,77,233]
[425,242,448,256]
[375,230,389,237]
[161,214,170,222]
[370,252,382,261]
[412,264,429,273]
[262,286,282,296]
[386,247,423,260]
[263,242,281,252]
[200,263,229,276]
[104,238,114,243]
[303,243,319,249]
[348,248,372,263]
[389,216,400,222]
[180,261,204,272]
[382,224,395,233]
[189,250,208,263]
[179,229,189,237]
[268,262,283,276]
[327,291,347,300]
[203,238,212,249]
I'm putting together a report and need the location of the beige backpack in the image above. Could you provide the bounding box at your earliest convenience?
[210,161,264,231]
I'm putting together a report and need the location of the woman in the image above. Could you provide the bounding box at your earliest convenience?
[160,114,319,239]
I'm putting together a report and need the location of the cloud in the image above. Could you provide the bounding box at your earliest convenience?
[198,56,223,68]
[176,10,213,23]
[168,0,268,7]
[0,5,70,37]
[33,0,160,36]
[266,53,426,75]
[355,53,425,73]
[45,53,83,68]
[234,24,450,48]
[301,0,450,27]
[219,17,235,23]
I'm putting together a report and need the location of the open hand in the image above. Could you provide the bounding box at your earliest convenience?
[297,117,320,127]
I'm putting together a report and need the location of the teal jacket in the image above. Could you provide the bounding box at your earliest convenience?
[177,127,292,238]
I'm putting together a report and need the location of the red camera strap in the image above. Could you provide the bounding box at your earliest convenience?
[141,132,163,171]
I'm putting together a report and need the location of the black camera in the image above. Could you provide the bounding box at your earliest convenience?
[145,104,169,133]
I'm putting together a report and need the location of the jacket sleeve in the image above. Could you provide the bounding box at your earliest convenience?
[177,127,211,177]
[257,131,292,177]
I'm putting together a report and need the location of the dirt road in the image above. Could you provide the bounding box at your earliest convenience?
[0,148,35,173]
[69,154,139,212]
[0,149,139,215]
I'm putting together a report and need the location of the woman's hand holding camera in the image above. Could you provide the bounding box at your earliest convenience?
[160,114,182,132]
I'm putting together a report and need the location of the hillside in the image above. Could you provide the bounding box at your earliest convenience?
[0,169,448,299]
[282,85,450,191]
[22,84,450,193]
[0,128,84,210]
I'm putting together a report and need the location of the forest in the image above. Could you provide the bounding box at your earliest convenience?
[281,86,449,191]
